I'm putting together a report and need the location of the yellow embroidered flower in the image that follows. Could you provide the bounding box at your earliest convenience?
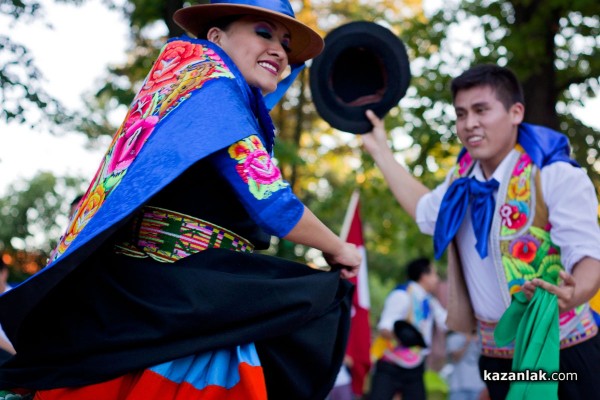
[507,174,530,201]
[68,185,107,238]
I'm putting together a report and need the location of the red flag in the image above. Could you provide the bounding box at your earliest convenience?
[340,190,371,395]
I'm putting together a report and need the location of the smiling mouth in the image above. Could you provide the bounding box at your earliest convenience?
[467,136,484,145]
[258,61,279,75]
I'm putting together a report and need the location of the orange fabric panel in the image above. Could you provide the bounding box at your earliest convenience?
[34,363,267,400]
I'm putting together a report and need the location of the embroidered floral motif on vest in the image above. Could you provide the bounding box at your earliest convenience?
[497,150,561,296]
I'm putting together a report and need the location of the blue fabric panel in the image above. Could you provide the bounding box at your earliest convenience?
[149,343,261,389]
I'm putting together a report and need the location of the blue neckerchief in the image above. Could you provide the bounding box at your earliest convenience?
[421,297,430,320]
[518,123,578,168]
[433,177,499,259]
[393,282,430,321]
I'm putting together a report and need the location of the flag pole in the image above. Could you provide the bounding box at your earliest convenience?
[340,189,360,241]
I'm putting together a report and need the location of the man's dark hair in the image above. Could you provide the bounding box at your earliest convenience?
[406,257,432,282]
[451,64,524,110]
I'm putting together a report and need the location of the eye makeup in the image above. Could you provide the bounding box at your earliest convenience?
[255,22,292,53]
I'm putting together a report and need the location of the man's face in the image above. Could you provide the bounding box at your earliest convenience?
[421,265,440,294]
[454,85,524,177]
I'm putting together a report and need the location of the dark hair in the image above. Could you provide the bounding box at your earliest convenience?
[406,257,431,282]
[451,64,524,110]
[70,194,84,208]
[199,15,243,39]
[0,256,6,271]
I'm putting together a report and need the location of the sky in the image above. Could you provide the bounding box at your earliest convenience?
[0,0,128,194]
[0,0,599,195]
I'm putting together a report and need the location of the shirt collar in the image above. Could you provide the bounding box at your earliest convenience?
[470,149,519,183]
[410,281,428,298]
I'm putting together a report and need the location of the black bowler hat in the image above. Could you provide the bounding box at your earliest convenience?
[393,320,427,348]
[309,21,411,134]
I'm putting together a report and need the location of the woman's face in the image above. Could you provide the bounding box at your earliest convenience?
[208,16,291,94]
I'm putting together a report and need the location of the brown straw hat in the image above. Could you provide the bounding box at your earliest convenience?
[173,0,324,65]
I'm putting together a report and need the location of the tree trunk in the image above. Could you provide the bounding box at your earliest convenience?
[512,2,561,130]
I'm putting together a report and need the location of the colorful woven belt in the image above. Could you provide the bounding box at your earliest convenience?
[478,314,599,358]
[115,206,254,263]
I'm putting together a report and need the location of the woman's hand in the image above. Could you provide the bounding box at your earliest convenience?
[323,243,361,279]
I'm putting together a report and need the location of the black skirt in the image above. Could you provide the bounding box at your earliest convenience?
[0,248,353,400]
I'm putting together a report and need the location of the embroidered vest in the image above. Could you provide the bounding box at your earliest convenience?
[454,146,597,357]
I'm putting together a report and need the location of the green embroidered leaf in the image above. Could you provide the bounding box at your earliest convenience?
[529,226,550,241]
[502,256,524,282]
[538,255,562,284]
[103,170,126,191]
[501,225,517,236]
[531,239,550,268]
[513,257,537,279]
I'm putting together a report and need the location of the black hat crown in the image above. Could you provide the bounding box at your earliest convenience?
[310,21,411,134]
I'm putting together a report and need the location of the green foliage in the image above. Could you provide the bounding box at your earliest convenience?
[0,0,81,131]
[0,172,86,278]
[450,0,600,180]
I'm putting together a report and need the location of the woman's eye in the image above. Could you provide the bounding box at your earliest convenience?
[282,41,291,53]
[256,30,272,39]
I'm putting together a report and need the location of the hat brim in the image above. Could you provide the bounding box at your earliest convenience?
[173,4,323,64]
[309,21,411,134]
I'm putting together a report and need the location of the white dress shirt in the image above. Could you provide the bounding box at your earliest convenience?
[377,282,447,347]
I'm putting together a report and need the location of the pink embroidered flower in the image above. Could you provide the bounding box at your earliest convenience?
[513,153,531,176]
[108,116,159,175]
[499,201,528,230]
[143,41,201,92]
[242,148,282,185]
[229,136,287,199]
[126,94,154,128]
[458,152,473,176]
[507,174,530,201]
[509,235,539,263]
